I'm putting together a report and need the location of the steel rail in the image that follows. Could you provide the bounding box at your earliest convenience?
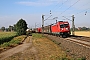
[65,38,90,49]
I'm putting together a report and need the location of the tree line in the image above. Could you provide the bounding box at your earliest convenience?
[0,19,28,36]
[71,27,90,31]
[0,25,15,32]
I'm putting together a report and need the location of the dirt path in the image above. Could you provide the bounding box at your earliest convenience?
[0,36,38,60]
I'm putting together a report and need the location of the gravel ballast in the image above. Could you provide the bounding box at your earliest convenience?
[45,34,90,60]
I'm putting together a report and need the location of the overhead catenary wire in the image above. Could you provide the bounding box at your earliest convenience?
[48,0,70,22]
[79,1,90,8]
[51,0,63,11]
[45,0,69,22]
[67,1,90,15]
[60,0,81,15]
[75,1,90,15]
[76,7,90,15]
[44,0,64,22]
[52,0,69,12]
[51,0,90,17]
[44,0,90,26]
[44,15,52,21]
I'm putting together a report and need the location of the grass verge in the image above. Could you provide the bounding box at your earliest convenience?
[0,35,26,53]
[32,33,71,60]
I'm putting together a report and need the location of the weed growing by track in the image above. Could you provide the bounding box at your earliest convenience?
[32,33,44,38]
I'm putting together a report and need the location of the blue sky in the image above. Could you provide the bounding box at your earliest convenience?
[0,0,90,28]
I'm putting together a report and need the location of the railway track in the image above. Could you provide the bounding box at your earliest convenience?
[65,37,90,49]
[59,35,90,49]
[45,34,90,48]
[44,34,90,59]
[65,36,90,48]
[69,36,90,42]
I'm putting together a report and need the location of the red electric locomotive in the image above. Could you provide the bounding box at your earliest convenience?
[51,21,71,37]
[36,21,71,37]
[37,28,42,33]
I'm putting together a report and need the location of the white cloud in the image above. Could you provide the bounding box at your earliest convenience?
[17,1,53,7]
[16,0,63,7]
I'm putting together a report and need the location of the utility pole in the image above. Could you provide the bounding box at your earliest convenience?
[42,15,44,34]
[72,15,75,35]
[35,23,36,29]
[62,15,75,35]
[42,10,52,34]
[56,20,57,23]
[11,26,12,32]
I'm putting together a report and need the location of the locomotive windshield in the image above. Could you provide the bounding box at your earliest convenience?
[60,24,69,28]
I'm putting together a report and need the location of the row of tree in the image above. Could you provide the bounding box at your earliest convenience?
[71,27,90,31]
[0,19,28,36]
[0,26,14,32]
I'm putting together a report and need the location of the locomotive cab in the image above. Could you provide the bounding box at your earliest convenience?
[59,22,71,37]
[51,21,71,38]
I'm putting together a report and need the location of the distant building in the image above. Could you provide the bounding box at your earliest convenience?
[77,27,81,30]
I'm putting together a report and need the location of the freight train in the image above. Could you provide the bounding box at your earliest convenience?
[34,21,71,37]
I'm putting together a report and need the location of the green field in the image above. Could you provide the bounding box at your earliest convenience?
[0,32,26,51]
[0,32,17,44]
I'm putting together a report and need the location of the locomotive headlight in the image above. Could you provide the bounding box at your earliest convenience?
[61,28,63,30]
[66,28,68,30]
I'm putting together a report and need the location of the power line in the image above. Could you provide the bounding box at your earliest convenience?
[44,15,52,21]
[45,0,69,21]
[76,7,90,15]
[80,1,90,8]
[53,0,69,12]
[60,0,81,15]
[50,0,70,20]
[43,1,63,21]
[67,1,90,15]
[75,1,90,15]
[51,1,62,10]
